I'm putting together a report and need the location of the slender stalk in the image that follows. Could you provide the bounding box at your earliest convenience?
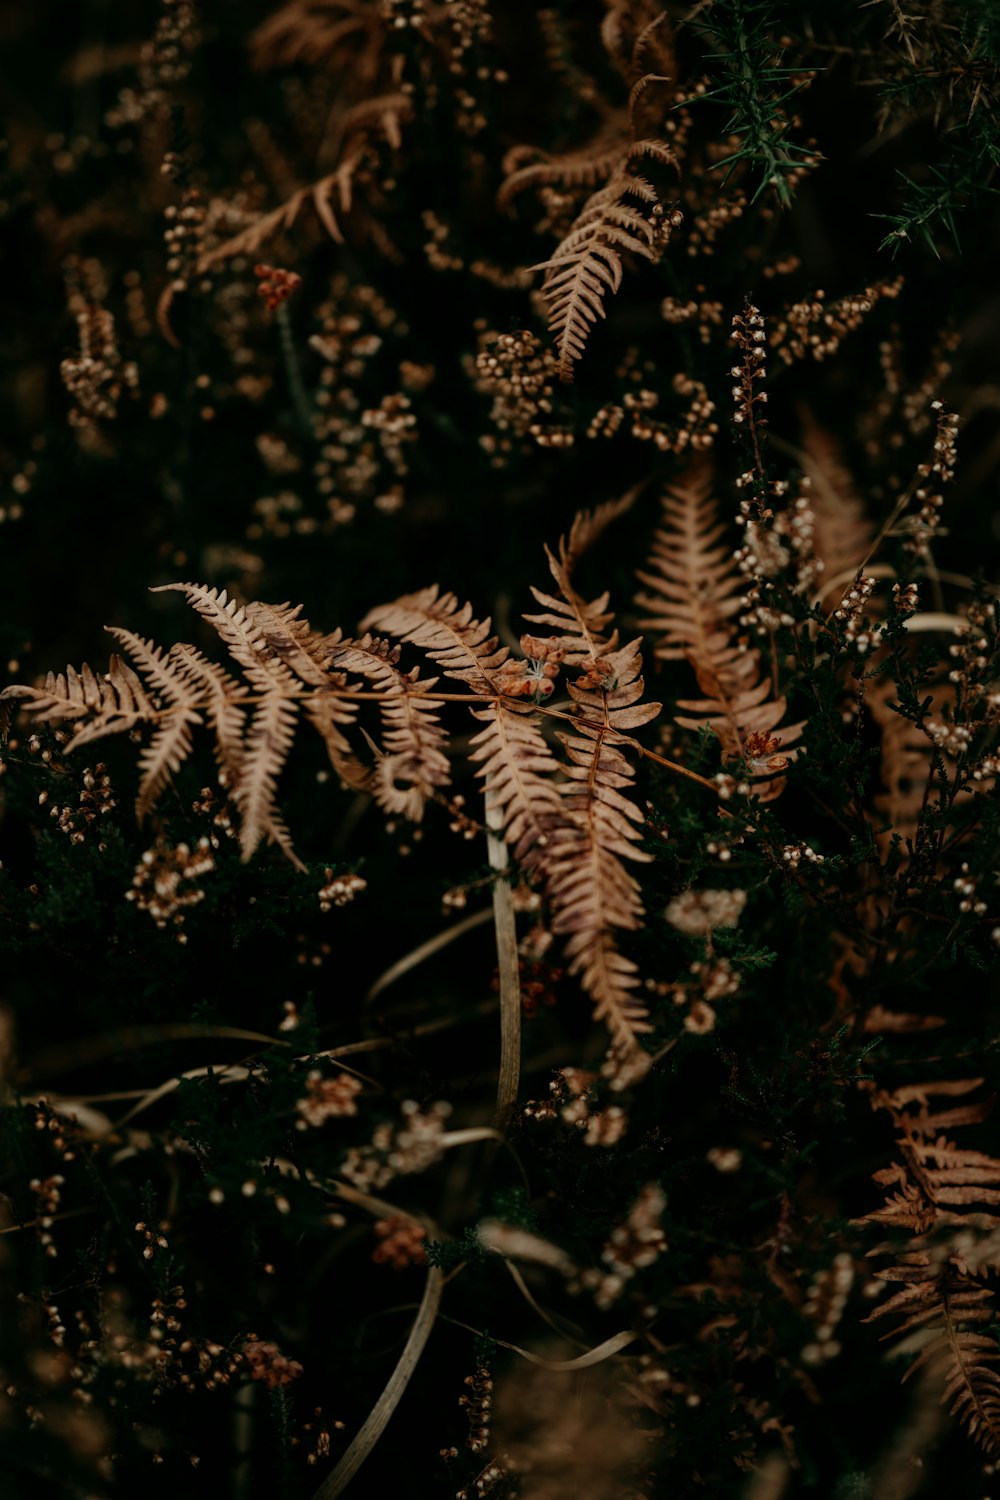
[485,784,521,1135]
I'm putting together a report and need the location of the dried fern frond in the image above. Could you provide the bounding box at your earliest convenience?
[530,167,668,383]
[364,503,662,1061]
[545,636,659,1059]
[498,125,630,214]
[329,634,450,821]
[2,656,154,748]
[1,586,455,868]
[104,630,206,822]
[361,586,511,694]
[198,155,363,267]
[636,466,802,799]
[468,702,563,871]
[858,1080,1000,1454]
[602,0,676,88]
[635,461,743,664]
[249,0,377,74]
[674,653,803,798]
[4,505,672,1062]
[525,511,662,1062]
[797,415,874,599]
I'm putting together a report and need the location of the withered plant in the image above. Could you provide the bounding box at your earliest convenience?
[1,3,999,1498]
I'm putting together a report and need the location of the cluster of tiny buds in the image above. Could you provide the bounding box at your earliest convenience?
[947,602,994,689]
[38,762,116,847]
[254,264,302,311]
[892,581,919,616]
[971,753,999,783]
[61,302,138,441]
[904,401,959,557]
[928,716,972,757]
[584,1183,668,1310]
[242,1338,303,1389]
[125,838,215,939]
[699,956,741,1003]
[781,842,825,869]
[712,773,750,802]
[801,1252,854,1366]
[454,1452,514,1500]
[774,484,820,594]
[106,0,198,127]
[423,209,463,271]
[29,1175,65,1257]
[953,863,987,916]
[382,0,427,31]
[318,869,367,911]
[135,1218,169,1262]
[497,634,563,699]
[162,189,205,292]
[340,1100,452,1191]
[30,1099,80,1165]
[769,278,902,365]
[660,294,725,344]
[729,305,767,428]
[191,785,236,844]
[665,887,747,936]
[441,793,480,839]
[372,1215,427,1269]
[529,1067,629,1146]
[297,1407,344,1466]
[833,573,877,650]
[360,391,418,477]
[296,1070,363,1128]
[473,328,557,460]
[442,884,470,912]
[459,1364,493,1453]
[706,1146,742,1173]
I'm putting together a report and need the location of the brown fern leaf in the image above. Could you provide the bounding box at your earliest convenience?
[468,702,563,871]
[602,0,676,86]
[526,509,661,1059]
[2,656,154,749]
[634,462,743,665]
[523,501,629,663]
[531,169,665,383]
[633,469,801,798]
[858,1080,1000,1454]
[360,586,511,694]
[150,585,310,862]
[498,122,630,213]
[237,691,303,869]
[152,584,284,682]
[798,414,873,599]
[867,1275,1000,1450]
[198,159,362,267]
[249,0,376,73]
[105,629,205,821]
[242,603,373,794]
[358,591,566,844]
[674,654,803,784]
[545,637,659,1060]
[168,643,250,795]
[329,634,451,821]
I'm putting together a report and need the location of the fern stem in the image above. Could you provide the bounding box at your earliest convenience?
[124,691,722,792]
[485,785,521,1136]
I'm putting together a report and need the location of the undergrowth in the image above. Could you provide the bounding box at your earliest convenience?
[1,2,999,1497]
